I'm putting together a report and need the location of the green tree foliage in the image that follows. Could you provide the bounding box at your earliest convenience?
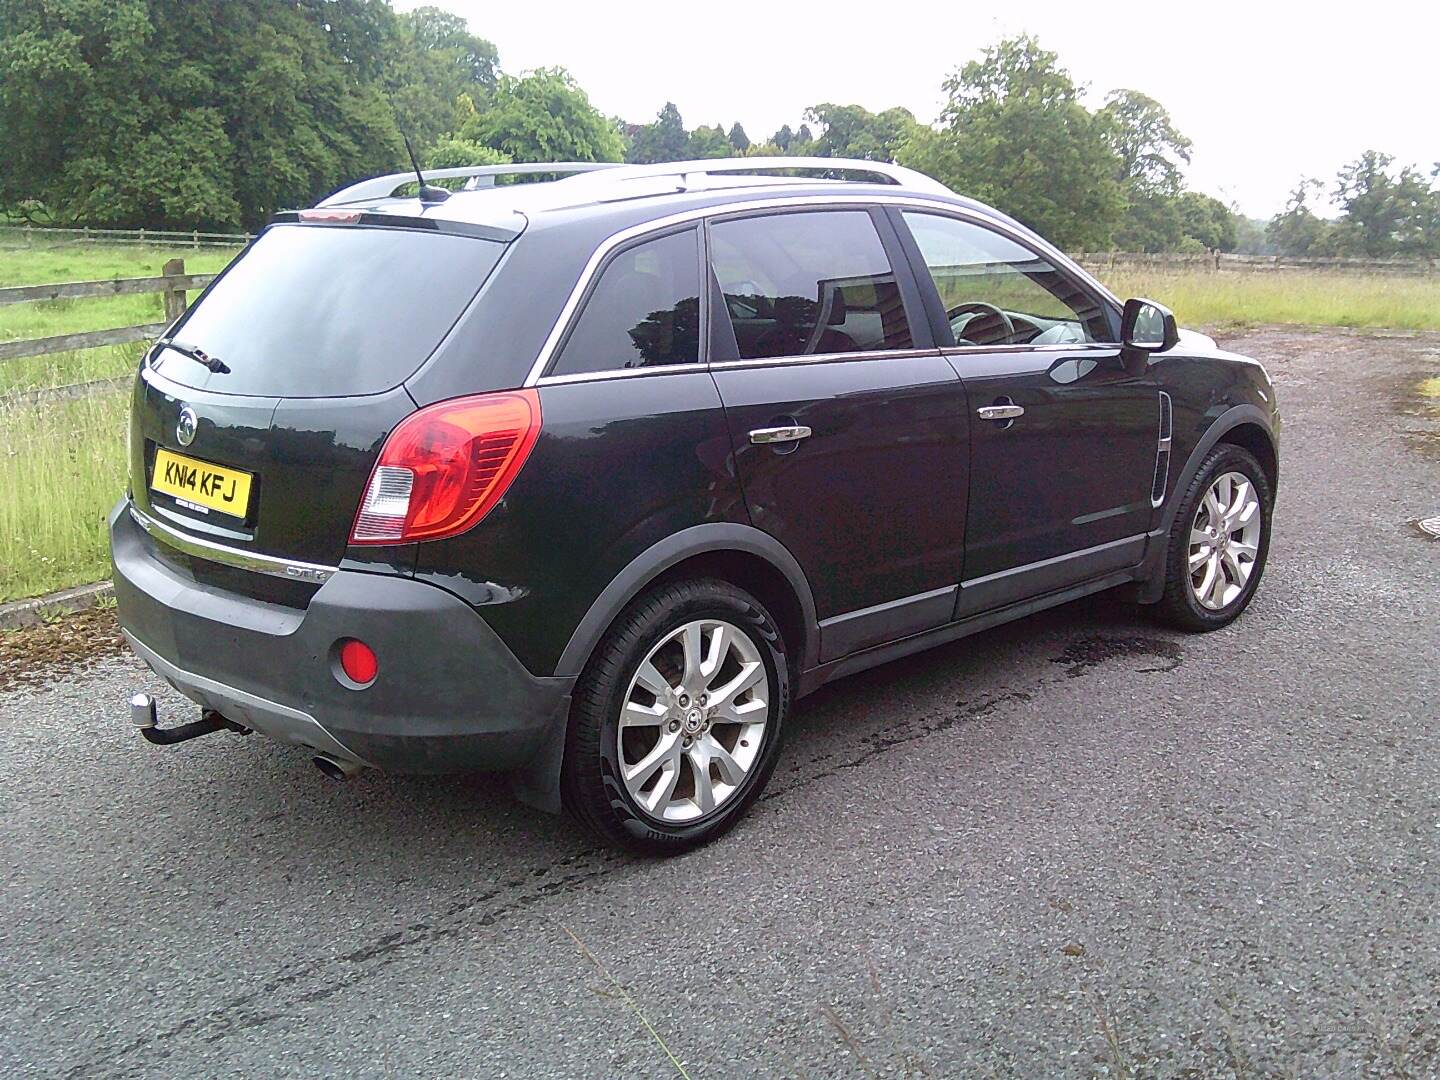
[803,103,917,161]
[1268,155,1440,258]
[425,136,510,169]
[458,68,623,163]
[1266,180,1338,256]
[0,0,407,228]
[727,123,751,153]
[0,0,508,229]
[898,35,1123,250]
[1177,192,1236,252]
[771,125,795,152]
[627,102,690,164]
[1098,90,1191,198]
[386,6,499,149]
[1328,150,1440,258]
[687,124,731,159]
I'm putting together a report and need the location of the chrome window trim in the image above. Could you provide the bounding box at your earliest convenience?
[129,503,338,583]
[536,362,710,387]
[708,347,940,372]
[521,194,1123,388]
[940,341,1121,356]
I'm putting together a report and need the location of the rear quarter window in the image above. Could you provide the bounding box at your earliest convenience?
[550,228,701,378]
[151,224,505,397]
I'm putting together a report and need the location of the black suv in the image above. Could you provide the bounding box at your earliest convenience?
[111,158,1279,853]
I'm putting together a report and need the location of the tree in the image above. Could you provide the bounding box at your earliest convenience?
[771,124,795,152]
[803,103,917,161]
[627,102,690,163]
[794,123,815,149]
[1112,195,1184,253]
[460,68,623,163]
[1390,165,1440,257]
[727,123,751,153]
[898,35,1124,251]
[1266,179,1338,256]
[387,6,500,149]
[1332,151,1403,256]
[1177,192,1237,251]
[1097,90,1191,199]
[425,136,510,170]
[0,0,411,229]
[687,124,731,159]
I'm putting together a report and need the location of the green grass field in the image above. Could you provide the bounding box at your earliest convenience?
[1,240,1438,604]
[0,389,129,603]
[1099,268,1440,331]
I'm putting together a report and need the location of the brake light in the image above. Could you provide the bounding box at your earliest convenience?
[299,209,362,223]
[350,390,541,544]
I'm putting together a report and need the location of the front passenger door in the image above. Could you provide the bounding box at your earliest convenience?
[897,210,1162,617]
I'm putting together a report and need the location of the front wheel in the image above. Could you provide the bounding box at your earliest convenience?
[561,578,789,854]
[1157,444,1273,631]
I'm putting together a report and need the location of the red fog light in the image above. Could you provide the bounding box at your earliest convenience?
[338,639,378,686]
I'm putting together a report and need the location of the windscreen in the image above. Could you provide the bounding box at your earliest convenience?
[151,224,505,397]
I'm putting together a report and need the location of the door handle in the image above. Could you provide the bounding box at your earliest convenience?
[976,404,1024,421]
[749,425,812,445]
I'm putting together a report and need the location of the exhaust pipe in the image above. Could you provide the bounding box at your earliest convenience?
[312,753,366,781]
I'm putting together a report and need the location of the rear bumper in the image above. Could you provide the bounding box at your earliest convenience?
[109,500,573,772]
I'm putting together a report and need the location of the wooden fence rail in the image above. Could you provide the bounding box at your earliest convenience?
[0,224,252,249]
[1076,251,1439,276]
[0,258,217,363]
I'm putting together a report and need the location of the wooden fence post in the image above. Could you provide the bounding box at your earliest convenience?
[161,258,187,322]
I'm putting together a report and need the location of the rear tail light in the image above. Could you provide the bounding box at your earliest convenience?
[350,389,541,544]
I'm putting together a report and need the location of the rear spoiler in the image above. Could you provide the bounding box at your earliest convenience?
[272,209,522,243]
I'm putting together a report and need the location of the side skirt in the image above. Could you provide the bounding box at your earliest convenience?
[796,569,1137,697]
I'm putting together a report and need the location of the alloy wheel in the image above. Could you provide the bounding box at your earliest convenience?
[1189,470,1262,610]
[617,619,770,823]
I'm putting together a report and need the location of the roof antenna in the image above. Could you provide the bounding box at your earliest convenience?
[404,134,450,204]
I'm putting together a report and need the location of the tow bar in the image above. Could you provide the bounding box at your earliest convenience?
[129,693,250,746]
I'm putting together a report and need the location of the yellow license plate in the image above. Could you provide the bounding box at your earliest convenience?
[152,448,253,519]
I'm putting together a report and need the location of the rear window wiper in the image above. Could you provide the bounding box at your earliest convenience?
[156,338,230,374]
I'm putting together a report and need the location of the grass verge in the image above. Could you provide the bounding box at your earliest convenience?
[0,389,128,602]
[1096,269,1440,331]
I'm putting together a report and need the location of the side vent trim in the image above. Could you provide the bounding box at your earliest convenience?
[1150,391,1173,507]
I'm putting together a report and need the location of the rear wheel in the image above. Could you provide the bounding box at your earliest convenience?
[562,579,789,854]
[1157,444,1272,631]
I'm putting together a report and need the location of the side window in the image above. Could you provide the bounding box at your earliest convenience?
[552,229,700,376]
[710,211,913,360]
[901,212,1109,347]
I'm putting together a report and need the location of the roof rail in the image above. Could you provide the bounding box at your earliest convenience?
[555,156,953,196]
[317,162,624,207]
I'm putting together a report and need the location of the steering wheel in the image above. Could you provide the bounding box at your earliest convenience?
[948,301,1016,346]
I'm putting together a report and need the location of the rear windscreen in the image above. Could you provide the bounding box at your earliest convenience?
[151,224,505,397]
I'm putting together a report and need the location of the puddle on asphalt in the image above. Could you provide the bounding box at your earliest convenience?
[1051,635,1184,678]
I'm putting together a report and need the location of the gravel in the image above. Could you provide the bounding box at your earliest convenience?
[2,327,1437,1078]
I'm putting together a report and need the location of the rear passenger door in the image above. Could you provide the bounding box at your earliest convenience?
[706,208,969,662]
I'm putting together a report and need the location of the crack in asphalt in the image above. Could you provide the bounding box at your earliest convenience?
[64,634,1184,1077]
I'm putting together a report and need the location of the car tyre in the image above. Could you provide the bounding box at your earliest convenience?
[1157,444,1273,631]
[561,578,789,855]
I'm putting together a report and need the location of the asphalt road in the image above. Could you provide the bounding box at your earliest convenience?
[4,328,1438,1078]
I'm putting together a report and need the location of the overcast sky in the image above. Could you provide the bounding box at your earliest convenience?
[405,0,1437,218]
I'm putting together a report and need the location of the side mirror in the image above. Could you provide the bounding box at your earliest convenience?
[1120,298,1179,374]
